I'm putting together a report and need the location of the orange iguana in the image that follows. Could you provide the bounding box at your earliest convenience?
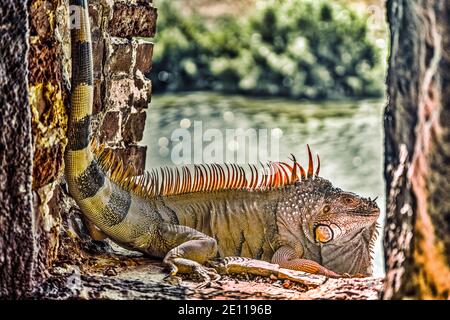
[66,0,380,285]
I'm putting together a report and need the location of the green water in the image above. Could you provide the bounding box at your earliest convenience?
[142,92,385,276]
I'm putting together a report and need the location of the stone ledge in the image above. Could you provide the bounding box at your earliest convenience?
[32,250,383,300]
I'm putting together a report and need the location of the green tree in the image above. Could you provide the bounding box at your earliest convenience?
[151,0,384,99]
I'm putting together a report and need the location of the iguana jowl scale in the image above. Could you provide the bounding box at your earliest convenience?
[65,0,380,282]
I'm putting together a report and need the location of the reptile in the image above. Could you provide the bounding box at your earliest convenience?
[66,0,380,284]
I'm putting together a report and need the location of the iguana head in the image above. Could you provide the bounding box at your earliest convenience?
[305,178,380,246]
[277,176,380,276]
[308,177,379,276]
[313,179,379,276]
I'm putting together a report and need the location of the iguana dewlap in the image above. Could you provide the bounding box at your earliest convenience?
[65,0,380,282]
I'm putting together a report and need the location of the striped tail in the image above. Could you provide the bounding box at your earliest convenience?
[66,0,95,197]
[65,0,130,230]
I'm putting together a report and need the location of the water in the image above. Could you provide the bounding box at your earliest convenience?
[142,92,385,276]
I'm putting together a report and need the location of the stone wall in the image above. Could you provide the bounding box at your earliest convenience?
[28,0,156,284]
[0,0,35,298]
[89,0,155,173]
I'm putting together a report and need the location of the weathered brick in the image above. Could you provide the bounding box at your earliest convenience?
[93,79,104,115]
[133,75,152,108]
[108,2,157,38]
[105,79,133,111]
[33,143,64,189]
[105,75,151,111]
[29,38,62,85]
[105,38,133,78]
[30,0,55,38]
[134,40,153,76]
[88,3,102,30]
[112,145,147,174]
[99,111,121,143]
[26,0,156,285]
[122,111,147,143]
[92,29,104,79]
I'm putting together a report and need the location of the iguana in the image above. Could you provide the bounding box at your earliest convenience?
[66,0,380,284]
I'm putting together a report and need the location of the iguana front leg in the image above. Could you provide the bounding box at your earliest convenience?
[160,223,219,284]
[271,245,341,278]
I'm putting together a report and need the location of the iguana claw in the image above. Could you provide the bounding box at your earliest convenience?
[192,265,221,283]
[163,273,183,285]
[341,273,352,278]
[163,263,221,287]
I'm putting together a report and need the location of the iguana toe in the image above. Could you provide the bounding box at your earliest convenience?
[163,273,183,285]
[341,273,352,278]
[193,265,220,281]
[191,265,220,289]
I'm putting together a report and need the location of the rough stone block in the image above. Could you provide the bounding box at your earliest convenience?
[30,0,55,38]
[105,37,133,78]
[122,111,147,143]
[133,75,152,108]
[88,3,102,30]
[111,145,147,174]
[29,82,67,189]
[108,2,157,38]
[91,29,104,79]
[29,38,62,85]
[99,111,121,143]
[105,75,151,111]
[33,144,64,189]
[134,40,153,76]
[93,79,104,115]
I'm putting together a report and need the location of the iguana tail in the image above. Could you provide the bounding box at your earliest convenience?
[65,0,130,230]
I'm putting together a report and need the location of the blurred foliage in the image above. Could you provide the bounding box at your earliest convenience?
[151,0,384,99]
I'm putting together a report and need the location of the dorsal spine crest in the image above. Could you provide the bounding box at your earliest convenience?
[91,140,321,200]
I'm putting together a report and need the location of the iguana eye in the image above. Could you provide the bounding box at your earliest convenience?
[323,205,331,213]
[343,197,356,205]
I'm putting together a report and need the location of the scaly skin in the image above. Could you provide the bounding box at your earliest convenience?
[65,0,380,284]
